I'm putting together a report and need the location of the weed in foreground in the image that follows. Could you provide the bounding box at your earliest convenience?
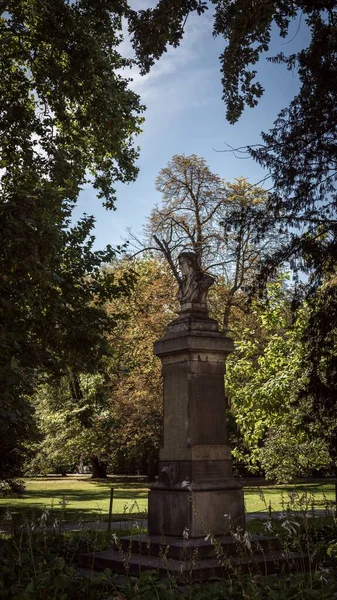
[2,491,337,598]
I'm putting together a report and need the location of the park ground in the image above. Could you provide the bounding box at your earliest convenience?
[0,475,335,525]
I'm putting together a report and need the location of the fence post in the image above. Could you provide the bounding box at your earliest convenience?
[107,487,114,532]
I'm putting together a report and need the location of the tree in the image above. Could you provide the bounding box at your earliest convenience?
[226,277,331,482]
[149,154,225,266]
[298,275,337,476]
[129,1,337,436]
[129,0,337,284]
[0,0,143,489]
[29,257,177,480]
[2,225,135,485]
[143,154,281,329]
[28,372,118,479]
[106,257,177,479]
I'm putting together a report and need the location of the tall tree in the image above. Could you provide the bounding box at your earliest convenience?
[106,257,177,479]
[29,370,123,479]
[142,155,280,329]
[129,1,337,282]
[0,0,143,489]
[226,277,331,482]
[149,154,225,266]
[29,257,177,480]
[298,274,337,476]
[129,1,337,425]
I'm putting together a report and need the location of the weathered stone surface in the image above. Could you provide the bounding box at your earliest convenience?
[150,311,245,538]
[154,329,234,358]
[118,533,282,560]
[80,543,310,581]
[148,487,245,537]
[176,251,215,314]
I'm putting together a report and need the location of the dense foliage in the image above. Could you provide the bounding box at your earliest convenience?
[226,277,332,481]
[299,276,337,476]
[28,372,116,478]
[105,258,176,478]
[28,258,176,479]
[0,0,143,488]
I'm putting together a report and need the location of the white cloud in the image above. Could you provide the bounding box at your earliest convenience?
[119,9,217,109]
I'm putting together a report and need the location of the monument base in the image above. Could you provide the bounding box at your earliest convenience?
[148,482,245,537]
[80,532,310,581]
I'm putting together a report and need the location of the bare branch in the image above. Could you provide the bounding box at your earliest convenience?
[153,235,181,285]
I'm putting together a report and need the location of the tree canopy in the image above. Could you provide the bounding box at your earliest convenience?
[129,0,337,283]
[129,1,337,422]
[28,257,177,480]
[226,277,332,482]
[0,0,143,488]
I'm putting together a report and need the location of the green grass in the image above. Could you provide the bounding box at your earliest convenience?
[244,481,335,513]
[0,476,148,524]
[0,476,335,526]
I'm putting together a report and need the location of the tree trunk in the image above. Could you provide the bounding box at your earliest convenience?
[147,452,157,482]
[223,293,234,331]
[69,372,83,401]
[90,457,107,478]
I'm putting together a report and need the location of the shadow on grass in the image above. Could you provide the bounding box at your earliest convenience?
[5,489,147,501]
[244,483,334,495]
[89,481,148,490]
[0,481,148,524]
[24,476,148,488]
[0,504,148,526]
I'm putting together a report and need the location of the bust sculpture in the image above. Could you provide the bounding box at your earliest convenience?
[177,251,215,313]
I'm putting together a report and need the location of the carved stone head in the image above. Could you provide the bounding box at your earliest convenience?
[177,251,214,314]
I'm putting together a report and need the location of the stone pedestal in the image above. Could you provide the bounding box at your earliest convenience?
[148,313,245,537]
[82,298,305,581]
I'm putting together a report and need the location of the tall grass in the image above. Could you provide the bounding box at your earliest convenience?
[1,490,337,599]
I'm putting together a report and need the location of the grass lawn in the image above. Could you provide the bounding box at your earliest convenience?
[244,481,335,513]
[0,476,335,525]
[0,476,148,524]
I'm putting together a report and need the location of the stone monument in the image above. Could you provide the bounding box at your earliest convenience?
[148,251,245,537]
[81,253,304,578]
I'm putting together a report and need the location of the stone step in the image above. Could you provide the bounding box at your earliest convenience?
[79,547,309,582]
[119,533,282,560]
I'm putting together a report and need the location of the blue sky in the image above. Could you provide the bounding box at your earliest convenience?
[72,6,309,251]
